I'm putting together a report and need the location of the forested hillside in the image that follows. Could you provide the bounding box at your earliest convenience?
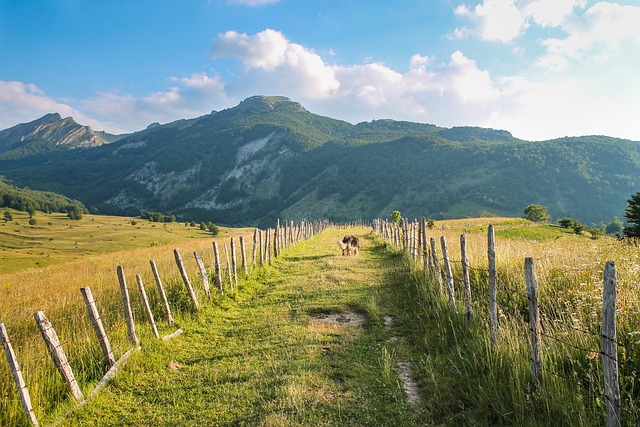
[0,96,638,226]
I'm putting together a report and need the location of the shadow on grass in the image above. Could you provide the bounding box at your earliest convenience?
[284,254,335,262]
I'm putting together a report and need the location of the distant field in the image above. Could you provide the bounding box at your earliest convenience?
[0,209,252,274]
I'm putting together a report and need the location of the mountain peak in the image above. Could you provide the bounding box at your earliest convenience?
[236,96,307,113]
[34,112,63,125]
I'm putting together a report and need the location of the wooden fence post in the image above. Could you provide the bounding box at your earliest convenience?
[149,260,174,325]
[212,242,224,294]
[252,228,259,266]
[80,287,116,366]
[33,311,84,401]
[194,251,211,298]
[524,257,542,388]
[421,218,429,275]
[460,234,473,324]
[135,275,160,339]
[266,229,272,265]
[240,236,249,275]
[0,323,39,426]
[274,220,280,258]
[440,236,457,312]
[602,261,621,427]
[230,237,239,289]
[223,243,233,289]
[117,265,139,345]
[429,237,444,292]
[488,225,498,344]
[260,229,265,265]
[174,249,199,309]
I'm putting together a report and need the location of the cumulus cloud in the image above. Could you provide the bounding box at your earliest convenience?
[453,0,527,42]
[537,2,640,69]
[82,73,230,131]
[453,0,587,42]
[524,0,586,27]
[212,29,340,99]
[3,22,639,142]
[0,80,124,133]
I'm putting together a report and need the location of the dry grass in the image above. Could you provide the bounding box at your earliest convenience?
[0,215,255,426]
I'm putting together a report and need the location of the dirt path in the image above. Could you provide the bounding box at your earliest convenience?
[60,228,426,426]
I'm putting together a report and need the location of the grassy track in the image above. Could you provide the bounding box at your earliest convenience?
[58,228,425,426]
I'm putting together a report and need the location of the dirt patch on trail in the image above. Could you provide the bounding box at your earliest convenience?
[310,311,366,327]
[384,315,421,406]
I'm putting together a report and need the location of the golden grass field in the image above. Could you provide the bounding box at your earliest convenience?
[1,212,639,426]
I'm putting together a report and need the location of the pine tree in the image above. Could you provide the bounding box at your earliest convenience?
[623,192,640,238]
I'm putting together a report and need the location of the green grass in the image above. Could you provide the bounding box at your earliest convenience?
[0,209,251,274]
[54,229,423,426]
[495,224,572,241]
[4,219,639,426]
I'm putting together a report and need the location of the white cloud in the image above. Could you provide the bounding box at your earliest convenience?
[537,2,640,69]
[82,73,230,131]
[212,29,340,99]
[453,0,586,42]
[523,0,586,27]
[0,80,125,133]
[3,24,640,142]
[453,0,527,42]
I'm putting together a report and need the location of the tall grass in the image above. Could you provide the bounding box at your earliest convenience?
[383,218,640,425]
[0,231,253,426]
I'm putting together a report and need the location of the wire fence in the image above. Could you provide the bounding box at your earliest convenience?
[373,217,640,425]
[1,218,331,427]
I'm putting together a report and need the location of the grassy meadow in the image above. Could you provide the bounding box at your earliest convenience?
[0,210,254,426]
[1,214,640,425]
[384,217,640,425]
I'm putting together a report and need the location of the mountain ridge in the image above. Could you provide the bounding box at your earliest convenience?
[0,96,638,227]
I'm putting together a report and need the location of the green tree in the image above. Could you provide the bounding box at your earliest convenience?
[523,204,549,223]
[623,191,640,238]
[390,210,402,224]
[605,217,624,235]
[3,210,13,222]
[558,218,578,228]
[28,218,37,226]
[66,205,83,220]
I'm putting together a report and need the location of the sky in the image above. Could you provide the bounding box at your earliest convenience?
[1,0,639,141]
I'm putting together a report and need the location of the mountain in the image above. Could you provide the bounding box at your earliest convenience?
[0,95,639,227]
[0,113,122,159]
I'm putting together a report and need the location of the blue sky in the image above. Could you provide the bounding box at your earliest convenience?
[1,0,639,141]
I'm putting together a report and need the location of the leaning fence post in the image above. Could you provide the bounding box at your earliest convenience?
[524,258,542,389]
[212,242,224,294]
[602,261,621,427]
[230,238,239,289]
[240,236,249,275]
[33,311,84,401]
[460,234,473,324]
[0,323,39,426]
[252,228,259,266]
[488,225,498,344]
[117,266,139,345]
[80,287,116,366]
[135,275,160,339]
[194,251,211,298]
[223,243,233,289]
[429,237,444,292]
[150,260,174,326]
[174,249,199,309]
[440,236,457,312]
